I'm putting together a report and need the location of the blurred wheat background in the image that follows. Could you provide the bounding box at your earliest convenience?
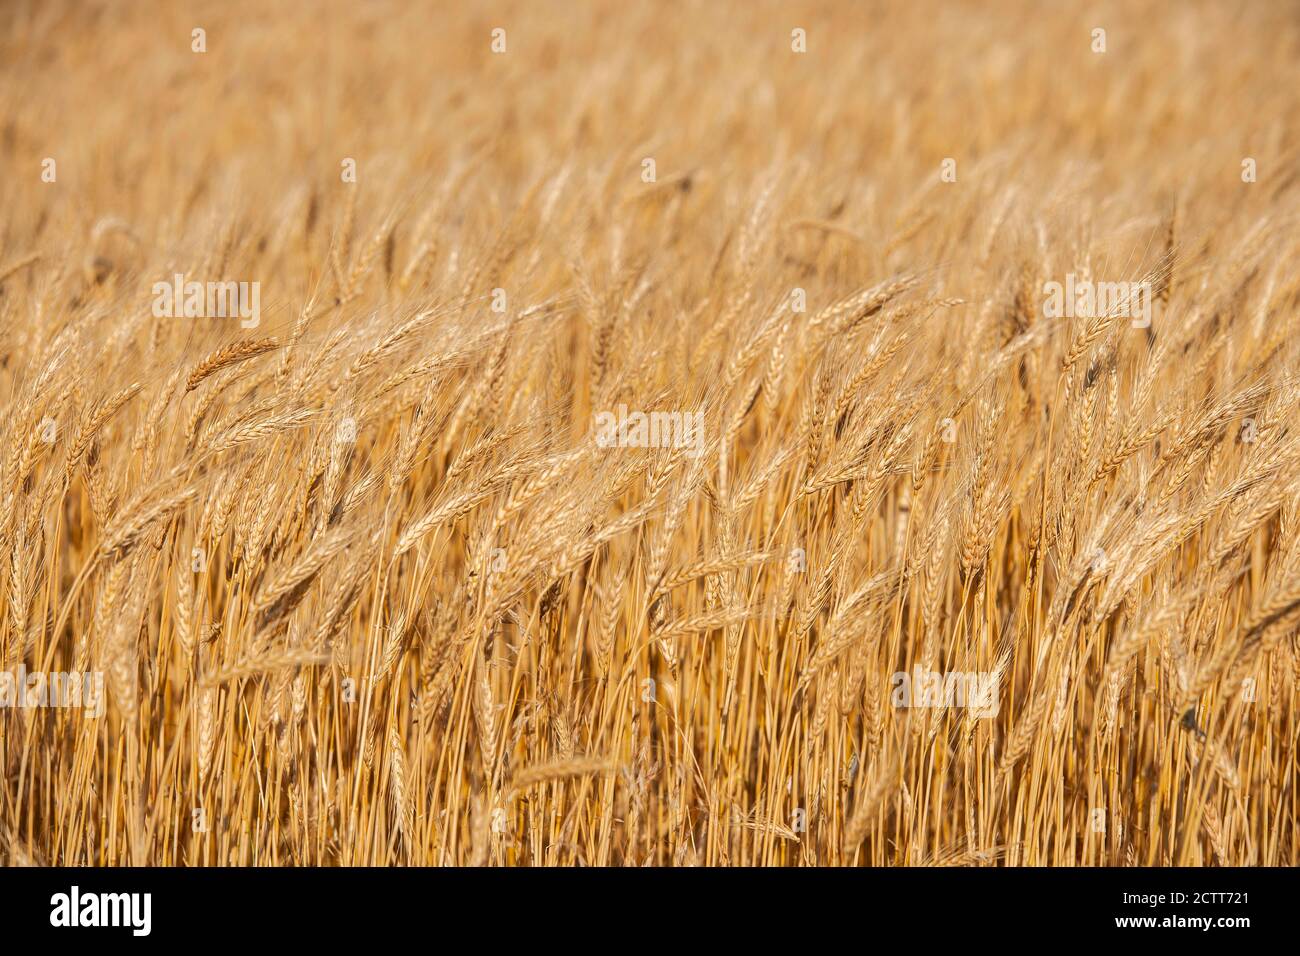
[1,0,1298,865]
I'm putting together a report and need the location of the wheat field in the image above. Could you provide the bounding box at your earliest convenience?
[1,0,1298,867]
